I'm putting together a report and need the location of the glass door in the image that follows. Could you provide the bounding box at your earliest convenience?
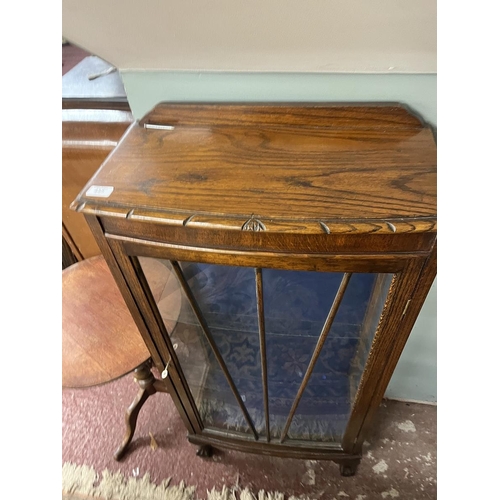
[137,257,393,444]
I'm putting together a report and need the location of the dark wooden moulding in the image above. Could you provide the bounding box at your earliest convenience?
[72,102,437,476]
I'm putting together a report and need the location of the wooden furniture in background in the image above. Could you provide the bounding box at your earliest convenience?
[62,56,133,267]
[71,103,437,475]
[62,255,181,460]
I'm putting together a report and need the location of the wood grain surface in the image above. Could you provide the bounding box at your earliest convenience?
[62,255,179,388]
[62,110,133,259]
[72,103,436,236]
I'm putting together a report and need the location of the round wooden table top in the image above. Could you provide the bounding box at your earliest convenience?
[62,255,181,388]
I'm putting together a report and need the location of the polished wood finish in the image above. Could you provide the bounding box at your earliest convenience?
[62,255,173,388]
[62,233,78,269]
[62,256,150,387]
[102,217,435,254]
[84,214,199,436]
[255,268,270,442]
[343,242,437,454]
[105,235,204,435]
[341,256,427,450]
[62,255,175,460]
[114,359,168,461]
[107,235,417,273]
[142,103,424,129]
[62,111,133,261]
[72,103,436,237]
[188,431,360,463]
[62,55,133,264]
[72,103,436,474]
[62,223,83,262]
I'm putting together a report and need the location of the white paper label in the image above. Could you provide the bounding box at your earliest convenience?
[86,185,114,198]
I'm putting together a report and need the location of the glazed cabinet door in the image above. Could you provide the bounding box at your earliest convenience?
[106,236,427,450]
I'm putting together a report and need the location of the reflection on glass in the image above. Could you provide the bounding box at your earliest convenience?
[138,257,392,442]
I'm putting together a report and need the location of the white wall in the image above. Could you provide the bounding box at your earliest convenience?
[62,0,436,73]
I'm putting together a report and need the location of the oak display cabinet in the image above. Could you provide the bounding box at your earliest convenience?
[71,103,437,475]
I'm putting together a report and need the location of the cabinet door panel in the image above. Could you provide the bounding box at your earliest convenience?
[138,257,393,443]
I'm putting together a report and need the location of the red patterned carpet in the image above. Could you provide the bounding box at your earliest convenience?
[62,372,436,499]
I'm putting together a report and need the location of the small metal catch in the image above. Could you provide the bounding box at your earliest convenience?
[402,299,412,317]
[162,345,177,378]
[144,123,175,131]
[161,359,171,379]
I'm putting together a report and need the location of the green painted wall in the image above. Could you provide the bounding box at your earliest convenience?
[120,70,437,403]
[386,281,437,403]
[121,72,436,126]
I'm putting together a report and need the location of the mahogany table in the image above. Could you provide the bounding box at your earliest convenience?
[62,255,180,459]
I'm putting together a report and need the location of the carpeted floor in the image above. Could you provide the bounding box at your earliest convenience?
[62,372,436,499]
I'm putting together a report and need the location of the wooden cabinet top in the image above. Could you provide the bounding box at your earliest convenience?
[73,103,436,236]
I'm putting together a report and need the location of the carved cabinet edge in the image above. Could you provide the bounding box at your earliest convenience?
[70,201,436,236]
